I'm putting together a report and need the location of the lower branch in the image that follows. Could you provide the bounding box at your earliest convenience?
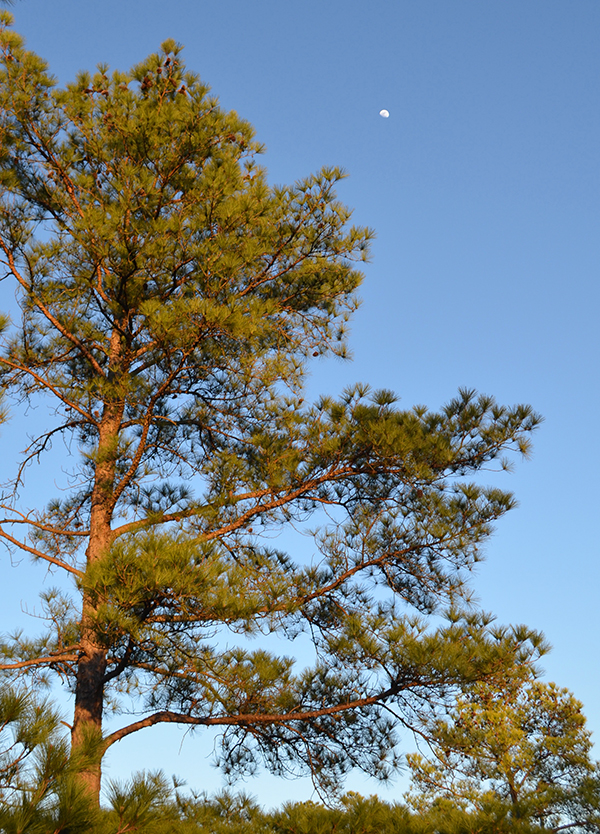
[103,686,399,749]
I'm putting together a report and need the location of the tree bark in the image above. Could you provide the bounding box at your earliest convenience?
[71,630,107,799]
[70,328,125,802]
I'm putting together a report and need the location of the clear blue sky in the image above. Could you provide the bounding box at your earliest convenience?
[2,0,599,808]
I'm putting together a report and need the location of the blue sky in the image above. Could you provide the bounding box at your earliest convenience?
[1,0,599,807]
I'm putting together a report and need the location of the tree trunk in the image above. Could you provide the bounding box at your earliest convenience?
[71,327,126,803]
[71,499,114,803]
[71,628,107,799]
[70,460,118,803]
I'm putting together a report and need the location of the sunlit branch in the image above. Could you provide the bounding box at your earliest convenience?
[0,355,95,424]
[0,507,89,537]
[104,683,405,748]
[0,647,80,671]
[0,238,107,377]
[0,527,83,576]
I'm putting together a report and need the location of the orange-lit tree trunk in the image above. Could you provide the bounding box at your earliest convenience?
[71,331,125,799]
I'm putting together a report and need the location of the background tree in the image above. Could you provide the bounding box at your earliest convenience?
[405,675,600,832]
[0,12,543,803]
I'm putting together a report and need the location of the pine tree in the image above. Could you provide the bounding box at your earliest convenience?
[406,676,600,832]
[0,687,101,832]
[0,12,543,803]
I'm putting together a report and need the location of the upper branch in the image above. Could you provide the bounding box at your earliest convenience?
[0,239,107,378]
[0,507,89,538]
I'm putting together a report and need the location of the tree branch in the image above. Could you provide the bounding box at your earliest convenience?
[0,355,95,425]
[104,685,403,748]
[0,508,89,538]
[0,237,107,377]
[0,648,80,671]
[0,526,83,575]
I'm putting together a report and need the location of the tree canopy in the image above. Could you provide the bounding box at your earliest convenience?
[0,11,544,803]
[406,675,600,832]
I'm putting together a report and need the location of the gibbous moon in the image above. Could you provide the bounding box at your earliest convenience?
[379,109,390,118]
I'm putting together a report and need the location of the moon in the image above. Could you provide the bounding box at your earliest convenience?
[379,109,390,118]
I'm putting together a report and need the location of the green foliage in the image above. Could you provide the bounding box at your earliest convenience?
[0,690,595,834]
[101,771,179,833]
[171,790,270,834]
[0,12,546,802]
[271,791,416,834]
[405,676,600,832]
[0,688,101,833]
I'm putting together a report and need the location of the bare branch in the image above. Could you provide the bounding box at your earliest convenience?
[0,508,89,538]
[0,526,83,576]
